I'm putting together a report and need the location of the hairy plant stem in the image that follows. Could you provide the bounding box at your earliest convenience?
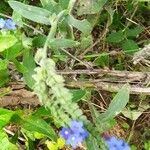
[43,10,67,58]
[68,0,76,13]
[43,0,76,58]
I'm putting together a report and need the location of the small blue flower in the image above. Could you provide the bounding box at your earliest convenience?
[0,18,5,29]
[4,19,16,30]
[70,120,84,133]
[105,136,130,150]
[60,127,72,140]
[66,133,83,148]
[80,129,89,139]
[59,120,89,149]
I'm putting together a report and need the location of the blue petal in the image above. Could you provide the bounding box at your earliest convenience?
[105,136,131,150]
[0,18,5,29]
[70,120,84,133]
[5,19,16,30]
[59,127,72,140]
[66,133,83,149]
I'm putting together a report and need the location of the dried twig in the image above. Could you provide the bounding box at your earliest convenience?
[3,128,25,142]
[133,44,150,64]
[1,69,150,107]
[58,69,150,95]
[66,80,150,95]
[58,69,150,83]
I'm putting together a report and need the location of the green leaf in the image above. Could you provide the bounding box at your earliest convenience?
[0,108,15,129]
[122,40,139,54]
[106,30,125,43]
[23,49,36,89]
[8,0,51,25]
[32,107,51,118]
[58,20,74,39]
[89,104,116,133]
[2,42,23,60]
[21,116,57,141]
[32,35,46,48]
[49,38,79,49]
[0,59,8,70]
[86,135,107,150]
[12,11,24,27]
[80,34,93,49]
[40,0,60,13]
[0,69,9,87]
[122,109,142,120]
[59,0,70,9]
[125,26,144,38]
[94,53,109,67]
[67,15,92,34]
[70,89,86,102]
[98,84,130,121]
[86,135,100,150]
[0,34,17,52]
[13,59,28,74]
[77,0,108,15]
[0,130,18,150]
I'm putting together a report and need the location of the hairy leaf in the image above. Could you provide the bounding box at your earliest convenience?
[49,38,79,49]
[98,84,130,121]
[9,0,51,25]
[21,116,57,141]
[67,15,92,34]
[23,49,36,89]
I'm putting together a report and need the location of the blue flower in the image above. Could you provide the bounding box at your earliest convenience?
[59,120,89,149]
[4,19,16,30]
[105,136,131,150]
[59,127,72,140]
[70,120,84,133]
[80,129,89,139]
[0,18,5,29]
[66,133,83,148]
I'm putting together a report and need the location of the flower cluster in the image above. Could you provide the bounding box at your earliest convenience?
[60,120,89,149]
[105,136,130,150]
[0,18,16,30]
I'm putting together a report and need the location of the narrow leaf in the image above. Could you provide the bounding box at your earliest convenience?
[49,38,79,49]
[23,49,36,89]
[9,0,51,25]
[0,59,8,70]
[67,15,92,34]
[98,84,130,121]
[21,116,57,141]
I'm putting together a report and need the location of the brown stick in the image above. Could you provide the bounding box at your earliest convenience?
[66,80,150,95]
[58,69,150,82]
[59,69,150,95]
[0,70,150,107]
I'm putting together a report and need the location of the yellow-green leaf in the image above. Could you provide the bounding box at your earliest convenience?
[0,35,17,52]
